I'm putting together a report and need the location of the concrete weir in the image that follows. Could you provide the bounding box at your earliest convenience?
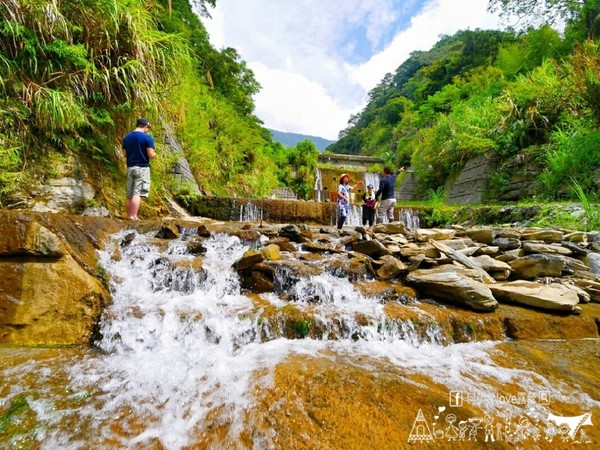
[186,196,420,226]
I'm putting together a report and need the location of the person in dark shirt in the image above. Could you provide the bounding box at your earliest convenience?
[375,166,404,223]
[361,183,377,230]
[122,118,156,220]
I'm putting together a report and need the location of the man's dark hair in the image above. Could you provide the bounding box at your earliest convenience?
[383,166,392,175]
[136,118,150,128]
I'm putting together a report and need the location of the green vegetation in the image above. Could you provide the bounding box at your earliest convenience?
[0,0,308,214]
[330,1,600,209]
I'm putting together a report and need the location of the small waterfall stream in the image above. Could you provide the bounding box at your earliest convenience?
[1,230,598,448]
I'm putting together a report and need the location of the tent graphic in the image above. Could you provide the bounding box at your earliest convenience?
[408,409,434,443]
[547,412,593,440]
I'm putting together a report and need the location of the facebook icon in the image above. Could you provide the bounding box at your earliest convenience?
[449,391,463,407]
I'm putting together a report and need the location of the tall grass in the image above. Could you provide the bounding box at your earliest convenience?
[571,178,600,231]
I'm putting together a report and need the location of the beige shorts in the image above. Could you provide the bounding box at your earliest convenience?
[126,166,151,198]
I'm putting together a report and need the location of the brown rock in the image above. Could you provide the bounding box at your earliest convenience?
[522,242,572,256]
[375,255,407,281]
[232,249,265,272]
[509,254,565,280]
[490,281,581,313]
[0,253,109,345]
[261,244,281,261]
[405,265,498,311]
[351,240,391,259]
[521,229,563,242]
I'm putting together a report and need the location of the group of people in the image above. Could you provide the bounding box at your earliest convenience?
[336,166,404,231]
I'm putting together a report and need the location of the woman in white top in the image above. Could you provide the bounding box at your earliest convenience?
[337,173,363,230]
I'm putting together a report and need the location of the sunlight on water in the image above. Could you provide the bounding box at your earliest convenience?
[0,230,598,449]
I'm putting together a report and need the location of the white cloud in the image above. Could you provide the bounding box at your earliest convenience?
[203,0,503,141]
[249,62,359,140]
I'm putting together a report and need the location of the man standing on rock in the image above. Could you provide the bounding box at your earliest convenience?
[375,166,404,223]
[122,118,155,220]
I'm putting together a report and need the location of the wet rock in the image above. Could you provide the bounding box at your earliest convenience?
[267,237,297,253]
[583,253,600,275]
[405,265,498,311]
[435,238,474,250]
[495,228,521,239]
[563,231,590,243]
[375,255,407,281]
[279,224,312,243]
[351,240,391,259]
[473,245,499,256]
[558,281,591,303]
[232,249,265,272]
[571,276,600,302]
[247,271,275,293]
[303,241,341,254]
[354,280,416,303]
[120,232,136,247]
[560,241,590,256]
[186,238,207,255]
[326,254,372,281]
[495,248,524,262]
[509,254,565,279]
[82,206,110,217]
[490,281,581,314]
[155,222,180,239]
[266,260,321,294]
[0,217,66,257]
[261,244,281,261]
[235,229,262,242]
[194,224,211,237]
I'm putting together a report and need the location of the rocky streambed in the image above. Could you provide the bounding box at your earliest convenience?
[1,211,600,345]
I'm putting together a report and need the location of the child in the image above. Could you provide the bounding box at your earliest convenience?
[361,183,377,230]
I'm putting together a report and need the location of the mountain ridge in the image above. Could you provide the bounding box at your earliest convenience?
[268,129,335,151]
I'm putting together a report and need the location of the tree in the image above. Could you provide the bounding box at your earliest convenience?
[488,0,600,39]
[288,140,319,200]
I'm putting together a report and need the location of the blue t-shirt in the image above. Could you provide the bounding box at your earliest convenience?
[375,173,398,201]
[122,131,155,167]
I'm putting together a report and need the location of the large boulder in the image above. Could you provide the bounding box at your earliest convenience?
[405,265,498,311]
[509,254,565,279]
[0,215,109,345]
[489,281,581,313]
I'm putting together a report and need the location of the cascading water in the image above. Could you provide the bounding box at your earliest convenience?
[363,172,380,192]
[1,230,599,448]
[239,201,263,222]
[314,168,323,202]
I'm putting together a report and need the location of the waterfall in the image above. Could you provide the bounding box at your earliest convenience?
[363,172,380,191]
[239,201,262,222]
[1,229,598,449]
[314,168,323,201]
[399,208,420,228]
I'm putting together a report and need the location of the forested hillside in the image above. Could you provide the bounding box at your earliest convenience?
[1,0,599,215]
[329,0,600,201]
[0,0,319,215]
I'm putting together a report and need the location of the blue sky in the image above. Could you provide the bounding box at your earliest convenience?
[203,0,504,140]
